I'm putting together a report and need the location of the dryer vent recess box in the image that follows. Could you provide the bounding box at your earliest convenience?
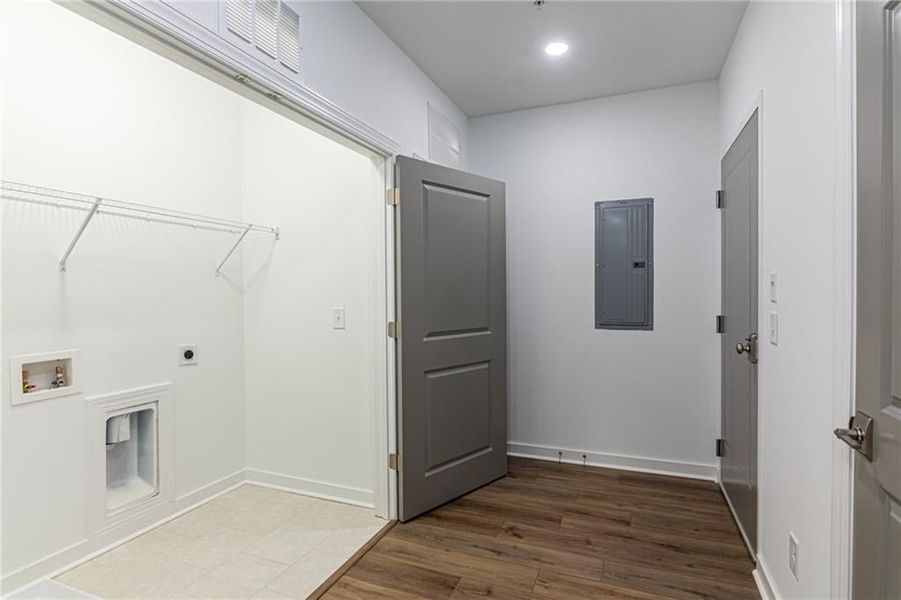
[594,198,654,330]
[10,349,80,405]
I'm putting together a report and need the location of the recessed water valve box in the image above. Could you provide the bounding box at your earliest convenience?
[10,350,80,405]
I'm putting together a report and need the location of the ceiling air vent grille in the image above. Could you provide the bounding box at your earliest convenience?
[226,0,301,74]
[277,3,301,72]
[225,0,253,42]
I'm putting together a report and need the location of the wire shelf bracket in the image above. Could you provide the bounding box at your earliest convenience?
[1,180,279,275]
[215,224,252,277]
[59,198,102,272]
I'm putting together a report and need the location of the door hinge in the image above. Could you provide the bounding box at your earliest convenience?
[386,188,399,206]
[716,315,725,333]
[387,320,398,338]
[388,452,399,471]
[716,189,725,209]
[716,438,726,457]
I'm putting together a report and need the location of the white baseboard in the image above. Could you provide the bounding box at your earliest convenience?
[1,469,374,595]
[245,468,374,508]
[753,554,780,600]
[507,442,717,481]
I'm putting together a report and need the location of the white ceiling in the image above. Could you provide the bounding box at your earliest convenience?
[357,1,747,117]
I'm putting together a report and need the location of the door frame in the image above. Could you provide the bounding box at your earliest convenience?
[719,91,764,565]
[830,0,859,597]
[66,0,402,520]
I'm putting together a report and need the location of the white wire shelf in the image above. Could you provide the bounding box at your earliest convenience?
[1,180,279,275]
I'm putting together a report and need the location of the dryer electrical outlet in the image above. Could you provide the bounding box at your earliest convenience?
[178,344,198,366]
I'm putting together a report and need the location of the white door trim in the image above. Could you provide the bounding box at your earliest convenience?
[830,0,858,597]
[720,89,764,570]
[383,156,399,520]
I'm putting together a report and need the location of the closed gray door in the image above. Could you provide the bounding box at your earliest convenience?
[395,156,507,521]
[850,3,901,597]
[720,110,758,555]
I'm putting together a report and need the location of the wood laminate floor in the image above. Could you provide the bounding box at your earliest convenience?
[324,458,758,599]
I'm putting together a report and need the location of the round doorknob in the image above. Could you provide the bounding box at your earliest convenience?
[736,341,750,355]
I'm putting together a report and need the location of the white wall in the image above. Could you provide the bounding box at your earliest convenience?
[718,3,838,598]
[239,100,382,503]
[1,0,470,588]
[1,0,246,575]
[1,0,385,585]
[469,81,721,477]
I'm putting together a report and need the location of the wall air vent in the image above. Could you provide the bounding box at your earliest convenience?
[226,0,301,74]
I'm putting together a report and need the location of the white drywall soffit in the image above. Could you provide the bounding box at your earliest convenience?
[469,80,721,478]
[359,1,747,116]
[103,0,469,161]
[718,2,840,598]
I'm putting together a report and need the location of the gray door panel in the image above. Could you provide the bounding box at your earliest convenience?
[721,110,759,555]
[852,3,901,598]
[396,156,507,522]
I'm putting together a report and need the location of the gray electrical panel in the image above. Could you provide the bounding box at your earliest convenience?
[595,198,654,330]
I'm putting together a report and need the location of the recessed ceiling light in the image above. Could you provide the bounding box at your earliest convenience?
[544,41,569,56]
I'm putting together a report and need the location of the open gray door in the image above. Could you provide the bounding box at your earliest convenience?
[720,110,759,556]
[845,3,901,597]
[395,156,506,522]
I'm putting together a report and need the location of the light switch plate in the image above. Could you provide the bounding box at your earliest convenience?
[769,272,779,303]
[788,532,800,581]
[332,307,346,330]
[769,312,779,346]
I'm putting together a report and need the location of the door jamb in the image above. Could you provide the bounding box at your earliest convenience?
[719,91,764,568]
[383,155,399,520]
[829,0,857,597]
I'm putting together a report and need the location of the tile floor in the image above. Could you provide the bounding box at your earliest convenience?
[54,485,385,599]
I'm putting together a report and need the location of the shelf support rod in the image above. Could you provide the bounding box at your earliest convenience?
[215,224,252,277]
[59,198,101,271]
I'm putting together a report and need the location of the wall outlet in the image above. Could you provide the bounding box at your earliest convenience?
[788,532,800,581]
[332,307,346,329]
[178,344,198,366]
[769,311,779,345]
